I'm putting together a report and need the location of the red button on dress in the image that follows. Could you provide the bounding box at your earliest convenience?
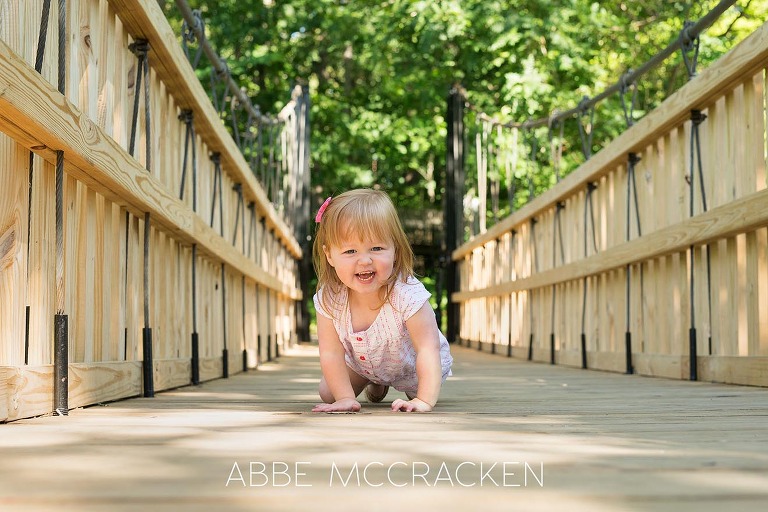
[356,336,363,341]
[360,355,366,361]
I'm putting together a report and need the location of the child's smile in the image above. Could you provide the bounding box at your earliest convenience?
[356,271,375,283]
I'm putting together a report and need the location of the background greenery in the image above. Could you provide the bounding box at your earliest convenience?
[161,0,765,206]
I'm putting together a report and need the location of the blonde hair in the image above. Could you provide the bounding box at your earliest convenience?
[313,189,414,315]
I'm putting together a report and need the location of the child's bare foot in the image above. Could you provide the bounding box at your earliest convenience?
[364,383,389,403]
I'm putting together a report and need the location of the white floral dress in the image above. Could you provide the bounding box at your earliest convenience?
[314,276,453,394]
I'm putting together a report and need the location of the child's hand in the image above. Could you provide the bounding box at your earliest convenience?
[391,397,433,413]
[312,397,361,413]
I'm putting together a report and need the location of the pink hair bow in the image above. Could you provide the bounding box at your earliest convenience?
[315,196,332,223]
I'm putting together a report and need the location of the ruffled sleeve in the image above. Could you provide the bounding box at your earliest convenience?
[394,276,432,321]
[314,285,347,320]
[313,288,333,319]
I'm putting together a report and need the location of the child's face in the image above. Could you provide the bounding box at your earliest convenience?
[323,233,395,299]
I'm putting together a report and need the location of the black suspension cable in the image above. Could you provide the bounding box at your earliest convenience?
[681,20,701,79]
[143,214,150,336]
[128,40,149,160]
[221,262,228,378]
[210,152,221,228]
[507,229,517,358]
[247,202,255,259]
[577,97,595,160]
[180,10,204,69]
[257,122,265,183]
[619,70,639,127]
[231,96,243,149]
[241,273,247,372]
[550,202,565,365]
[191,243,199,385]
[506,127,518,213]
[691,110,713,356]
[463,0,738,131]
[255,220,263,364]
[580,182,599,369]
[35,0,52,72]
[548,115,565,182]
[142,212,154,397]
[178,111,191,196]
[53,0,67,417]
[266,230,274,361]
[178,110,193,203]
[173,0,278,127]
[246,113,259,171]
[526,129,538,202]
[232,183,243,246]
[527,218,539,361]
[688,108,712,380]
[624,153,643,375]
[271,126,280,205]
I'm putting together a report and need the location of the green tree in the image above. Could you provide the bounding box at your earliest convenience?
[162,0,766,209]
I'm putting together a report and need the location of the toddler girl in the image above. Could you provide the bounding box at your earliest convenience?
[311,189,453,413]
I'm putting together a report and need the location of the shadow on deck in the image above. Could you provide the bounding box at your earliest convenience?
[1,344,768,511]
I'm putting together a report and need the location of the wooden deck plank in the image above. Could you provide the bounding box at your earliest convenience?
[1,344,767,511]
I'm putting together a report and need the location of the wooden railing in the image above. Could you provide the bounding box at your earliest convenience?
[451,21,768,386]
[0,0,303,422]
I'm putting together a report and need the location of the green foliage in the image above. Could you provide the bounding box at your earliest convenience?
[161,0,766,210]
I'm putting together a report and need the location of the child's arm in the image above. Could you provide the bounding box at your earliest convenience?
[392,301,442,412]
[312,314,361,412]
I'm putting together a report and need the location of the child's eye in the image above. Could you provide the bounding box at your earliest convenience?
[343,249,356,255]
[371,246,385,252]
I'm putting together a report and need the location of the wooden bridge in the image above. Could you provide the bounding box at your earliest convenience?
[1,1,768,510]
[2,344,768,511]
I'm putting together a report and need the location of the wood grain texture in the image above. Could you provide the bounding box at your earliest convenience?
[0,365,54,422]
[106,0,300,259]
[0,135,26,367]
[453,188,768,301]
[154,358,191,391]
[0,38,299,299]
[68,361,142,408]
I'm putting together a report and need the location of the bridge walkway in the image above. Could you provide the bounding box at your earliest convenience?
[2,344,767,511]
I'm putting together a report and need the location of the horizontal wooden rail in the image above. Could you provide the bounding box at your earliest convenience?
[0,38,299,300]
[453,187,768,301]
[108,0,301,259]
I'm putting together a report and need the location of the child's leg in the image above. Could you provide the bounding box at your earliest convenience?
[318,366,370,403]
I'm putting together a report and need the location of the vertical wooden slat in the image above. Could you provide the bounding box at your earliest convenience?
[710,240,723,354]
[126,213,141,361]
[64,177,78,359]
[82,187,97,363]
[756,227,768,355]
[736,233,749,356]
[113,13,128,149]
[92,192,105,363]
[725,237,739,356]
[27,157,54,366]
[0,136,27,366]
[107,202,121,360]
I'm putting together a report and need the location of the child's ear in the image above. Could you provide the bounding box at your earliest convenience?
[323,245,334,267]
